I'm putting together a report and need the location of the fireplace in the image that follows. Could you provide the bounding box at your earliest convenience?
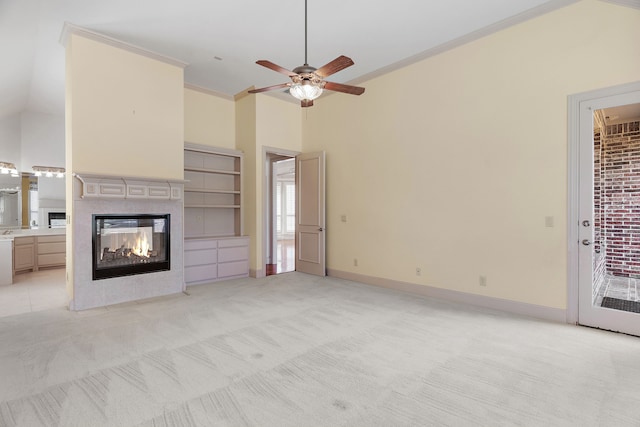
[92,214,170,280]
[48,212,66,228]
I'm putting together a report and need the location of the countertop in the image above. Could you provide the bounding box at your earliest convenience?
[0,228,66,241]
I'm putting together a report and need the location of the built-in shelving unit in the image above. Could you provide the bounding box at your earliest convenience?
[183,145,243,238]
[183,143,248,285]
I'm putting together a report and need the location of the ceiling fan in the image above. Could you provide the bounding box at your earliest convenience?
[248,0,365,108]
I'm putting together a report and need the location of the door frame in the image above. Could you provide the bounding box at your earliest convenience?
[262,146,300,273]
[567,80,640,325]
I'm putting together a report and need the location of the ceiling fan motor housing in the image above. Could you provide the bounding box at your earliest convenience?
[292,64,317,74]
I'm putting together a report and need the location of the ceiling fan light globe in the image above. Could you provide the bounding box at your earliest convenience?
[290,82,323,101]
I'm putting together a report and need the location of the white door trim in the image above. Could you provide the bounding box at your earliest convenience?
[567,80,640,325]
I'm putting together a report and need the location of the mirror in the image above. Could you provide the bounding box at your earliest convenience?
[0,174,21,228]
[0,173,66,229]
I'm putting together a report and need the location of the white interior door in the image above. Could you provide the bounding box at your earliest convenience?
[295,151,325,276]
[578,90,640,336]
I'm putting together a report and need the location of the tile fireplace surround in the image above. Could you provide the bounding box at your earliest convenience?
[70,174,185,311]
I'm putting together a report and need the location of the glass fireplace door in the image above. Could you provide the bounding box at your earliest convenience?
[93,214,170,280]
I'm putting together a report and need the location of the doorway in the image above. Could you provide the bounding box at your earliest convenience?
[569,81,640,336]
[265,151,297,276]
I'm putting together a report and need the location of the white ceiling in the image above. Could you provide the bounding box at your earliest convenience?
[1,0,585,118]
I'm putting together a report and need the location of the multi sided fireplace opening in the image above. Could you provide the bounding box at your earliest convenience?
[92,214,170,280]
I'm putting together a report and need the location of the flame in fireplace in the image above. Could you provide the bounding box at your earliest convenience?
[132,233,150,257]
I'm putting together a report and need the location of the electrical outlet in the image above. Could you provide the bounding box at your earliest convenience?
[416,267,422,276]
[341,215,347,222]
[354,258,358,267]
[479,275,487,287]
[545,216,554,228]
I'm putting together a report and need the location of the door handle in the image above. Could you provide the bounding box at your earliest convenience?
[318,227,323,232]
[582,239,591,246]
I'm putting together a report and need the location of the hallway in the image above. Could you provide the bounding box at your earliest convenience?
[266,238,294,276]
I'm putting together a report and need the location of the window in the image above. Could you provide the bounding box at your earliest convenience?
[276,181,295,238]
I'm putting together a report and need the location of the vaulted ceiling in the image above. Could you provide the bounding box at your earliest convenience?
[0,0,601,119]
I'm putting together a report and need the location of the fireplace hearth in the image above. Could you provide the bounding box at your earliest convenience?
[92,214,170,280]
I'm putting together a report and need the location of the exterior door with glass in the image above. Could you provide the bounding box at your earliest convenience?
[577,88,640,336]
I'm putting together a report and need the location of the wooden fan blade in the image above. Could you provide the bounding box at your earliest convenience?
[301,100,314,108]
[324,81,365,95]
[248,83,290,94]
[256,60,298,77]
[314,55,354,78]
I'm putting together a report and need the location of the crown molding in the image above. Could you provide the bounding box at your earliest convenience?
[599,0,640,9]
[184,83,234,101]
[59,22,188,69]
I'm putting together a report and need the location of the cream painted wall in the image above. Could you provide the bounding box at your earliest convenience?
[235,94,301,274]
[301,0,640,309]
[253,96,302,273]
[256,96,302,153]
[235,94,257,271]
[184,87,235,149]
[67,34,184,180]
[65,37,74,300]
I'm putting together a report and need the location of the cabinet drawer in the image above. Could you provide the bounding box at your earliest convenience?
[14,236,35,245]
[185,264,217,284]
[38,253,65,267]
[185,239,218,251]
[184,249,217,267]
[218,260,248,278]
[38,242,65,255]
[218,246,248,263]
[217,237,249,248]
[37,235,65,243]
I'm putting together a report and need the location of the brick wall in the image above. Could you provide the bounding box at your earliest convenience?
[600,120,640,278]
[593,129,606,299]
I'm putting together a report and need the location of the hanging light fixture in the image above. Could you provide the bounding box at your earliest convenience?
[289,78,323,102]
[32,165,65,178]
[0,161,18,176]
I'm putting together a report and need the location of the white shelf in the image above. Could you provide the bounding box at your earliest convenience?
[184,205,240,209]
[184,166,240,175]
[184,188,240,194]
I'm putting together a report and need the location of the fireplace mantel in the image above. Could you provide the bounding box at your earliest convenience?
[74,173,187,200]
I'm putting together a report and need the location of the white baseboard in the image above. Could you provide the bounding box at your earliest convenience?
[327,269,567,323]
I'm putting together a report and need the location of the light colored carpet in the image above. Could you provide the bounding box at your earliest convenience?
[0,272,639,426]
